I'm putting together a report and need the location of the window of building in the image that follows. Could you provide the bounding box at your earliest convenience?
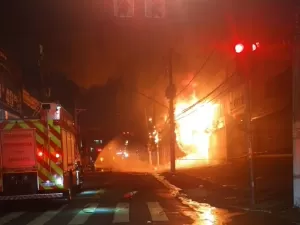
[94,139,103,144]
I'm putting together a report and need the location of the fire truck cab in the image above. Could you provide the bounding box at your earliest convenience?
[0,102,83,201]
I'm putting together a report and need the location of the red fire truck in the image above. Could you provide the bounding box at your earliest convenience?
[0,102,83,201]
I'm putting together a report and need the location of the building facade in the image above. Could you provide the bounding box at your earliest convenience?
[0,49,22,120]
[206,42,292,162]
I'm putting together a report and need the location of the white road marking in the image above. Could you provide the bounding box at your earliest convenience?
[0,212,25,225]
[68,203,98,225]
[112,202,130,223]
[147,202,169,222]
[26,205,67,225]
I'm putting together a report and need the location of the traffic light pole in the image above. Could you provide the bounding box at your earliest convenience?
[245,79,256,205]
[235,43,256,205]
[292,6,300,208]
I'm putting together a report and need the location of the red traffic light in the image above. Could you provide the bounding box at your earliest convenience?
[235,42,260,53]
[252,42,260,51]
[235,43,244,53]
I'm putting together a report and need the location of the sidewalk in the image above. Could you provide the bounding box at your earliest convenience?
[155,157,299,223]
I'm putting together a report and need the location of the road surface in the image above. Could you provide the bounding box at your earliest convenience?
[0,171,295,225]
[161,155,294,212]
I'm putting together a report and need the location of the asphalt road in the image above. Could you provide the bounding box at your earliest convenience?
[0,170,295,225]
[0,172,195,225]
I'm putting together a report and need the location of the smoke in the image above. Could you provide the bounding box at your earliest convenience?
[94,136,153,173]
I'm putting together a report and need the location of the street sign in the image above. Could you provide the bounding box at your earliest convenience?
[113,0,134,18]
[145,0,165,18]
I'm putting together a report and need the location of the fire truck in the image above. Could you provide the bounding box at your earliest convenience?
[0,101,83,201]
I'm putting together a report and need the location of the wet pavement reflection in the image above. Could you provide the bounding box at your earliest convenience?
[154,172,295,225]
[180,197,245,225]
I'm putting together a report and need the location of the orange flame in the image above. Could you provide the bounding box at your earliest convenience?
[175,93,219,168]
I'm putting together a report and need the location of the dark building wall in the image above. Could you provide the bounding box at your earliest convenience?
[252,67,292,154]
[226,67,292,158]
[252,107,292,154]
[0,49,22,117]
[226,114,247,159]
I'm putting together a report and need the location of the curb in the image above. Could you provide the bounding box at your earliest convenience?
[152,172,287,215]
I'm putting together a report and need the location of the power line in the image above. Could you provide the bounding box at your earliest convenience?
[175,77,239,121]
[131,89,168,109]
[159,50,221,131]
[159,73,237,133]
[159,82,226,134]
[155,48,216,128]
[175,108,198,121]
[176,84,228,120]
[176,49,216,98]
[175,80,227,119]
[159,74,239,143]
[175,73,240,120]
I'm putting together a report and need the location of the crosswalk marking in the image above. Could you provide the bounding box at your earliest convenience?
[68,203,98,225]
[26,205,67,225]
[0,212,25,225]
[112,202,130,223]
[0,201,171,224]
[147,202,169,222]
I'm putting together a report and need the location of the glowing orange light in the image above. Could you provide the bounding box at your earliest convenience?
[38,151,43,157]
[235,43,244,53]
[55,153,60,158]
[174,93,218,169]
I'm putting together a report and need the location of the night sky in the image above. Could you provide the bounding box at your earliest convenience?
[0,0,295,140]
[0,0,294,88]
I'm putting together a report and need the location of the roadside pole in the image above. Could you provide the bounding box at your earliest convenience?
[293,5,300,208]
[148,143,153,166]
[156,143,160,167]
[245,79,255,205]
[74,106,87,152]
[235,44,256,205]
[165,48,176,173]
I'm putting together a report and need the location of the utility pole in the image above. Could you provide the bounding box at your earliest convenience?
[74,105,87,150]
[165,48,176,173]
[293,4,300,208]
[148,142,153,166]
[145,108,153,166]
[152,98,160,167]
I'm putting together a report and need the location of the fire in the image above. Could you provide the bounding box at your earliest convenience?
[175,94,218,168]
